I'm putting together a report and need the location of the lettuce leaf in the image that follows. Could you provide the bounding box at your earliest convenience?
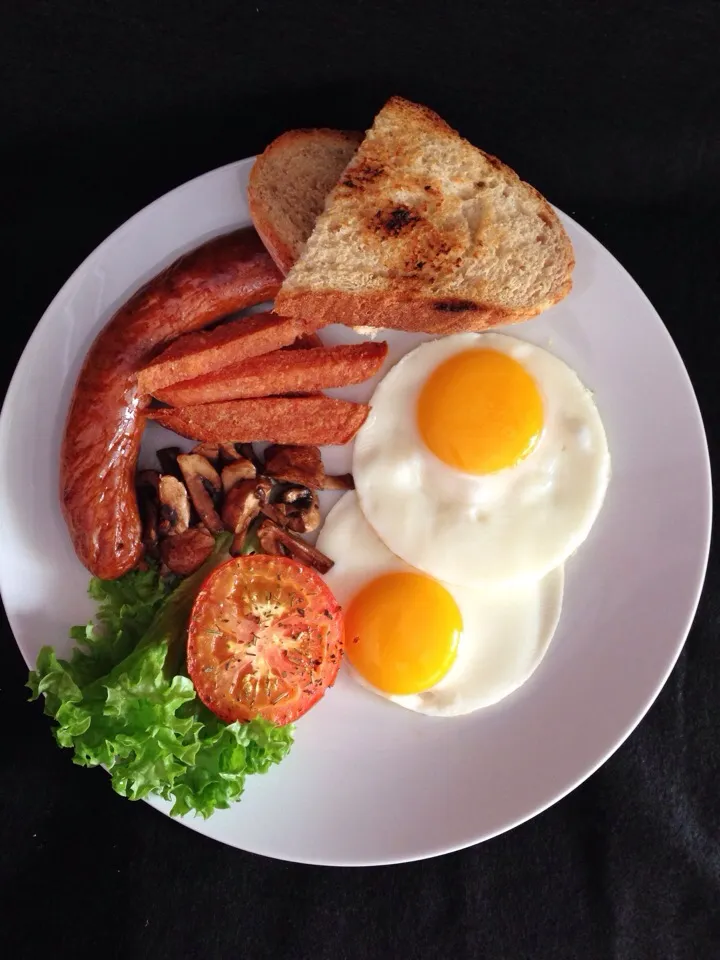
[28,538,293,817]
[65,566,172,687]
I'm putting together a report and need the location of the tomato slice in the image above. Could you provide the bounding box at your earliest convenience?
[187,554,344,725]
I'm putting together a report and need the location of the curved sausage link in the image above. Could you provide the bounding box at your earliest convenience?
[60,228,282,579]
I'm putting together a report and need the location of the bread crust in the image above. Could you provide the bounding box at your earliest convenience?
[275,290,571,335]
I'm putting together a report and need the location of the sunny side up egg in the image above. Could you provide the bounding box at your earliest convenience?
[316,492,564,716]
[353,332,611,587]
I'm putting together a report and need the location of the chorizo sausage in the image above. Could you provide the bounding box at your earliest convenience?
[60,228,282,579]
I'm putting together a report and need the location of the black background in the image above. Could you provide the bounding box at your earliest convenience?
[3,2,720,957]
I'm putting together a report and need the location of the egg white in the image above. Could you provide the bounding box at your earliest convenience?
[317,492,565,717]
[353,332,611,586]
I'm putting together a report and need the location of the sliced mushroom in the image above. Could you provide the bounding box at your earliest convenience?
[177,454,224,534]
[263,444,354,490]
[259,500,285,525]
[218,442,264,472]
[273,484,320,533]
[220,457,256,493]
[222,477,272,555]
[159,526,215,575]
[156,446,183,479]
[191,442,221,467]
[217,442,243,462]
[158,475,191,536]
[256,518,334,574]
[136,470,160,557]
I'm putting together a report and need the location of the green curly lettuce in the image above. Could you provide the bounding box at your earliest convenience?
[28,536,293,817]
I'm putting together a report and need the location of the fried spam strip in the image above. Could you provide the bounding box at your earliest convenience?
[153,342,388,406]
[138,312,302,395]
[149,395,369,445]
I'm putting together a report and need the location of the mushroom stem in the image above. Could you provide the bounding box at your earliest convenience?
[222,477,272,555]
[177,453,224,534]
[256,518,334,574]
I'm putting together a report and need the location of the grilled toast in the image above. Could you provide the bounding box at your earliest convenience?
[275,97,574,334]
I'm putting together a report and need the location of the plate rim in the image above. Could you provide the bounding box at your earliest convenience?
[0,159,712,866]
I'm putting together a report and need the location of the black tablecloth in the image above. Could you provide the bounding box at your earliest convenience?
[3,2,719,957]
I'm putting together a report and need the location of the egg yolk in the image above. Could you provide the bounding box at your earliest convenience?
[416,348,543,474]
[344,571,461,695]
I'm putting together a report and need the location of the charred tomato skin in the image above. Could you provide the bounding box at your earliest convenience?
[187,554,343,725]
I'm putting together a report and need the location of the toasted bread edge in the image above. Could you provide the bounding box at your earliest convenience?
[275,286,575,335]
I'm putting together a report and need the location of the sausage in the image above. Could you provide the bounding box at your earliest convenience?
[60,228,283,580]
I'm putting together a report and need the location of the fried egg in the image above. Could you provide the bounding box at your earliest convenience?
[316,492,564,716]
[353,333,610,586]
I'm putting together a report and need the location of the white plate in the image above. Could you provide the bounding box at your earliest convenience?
[0,159,711,866]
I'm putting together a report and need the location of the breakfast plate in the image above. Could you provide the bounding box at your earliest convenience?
[0,157,710,866]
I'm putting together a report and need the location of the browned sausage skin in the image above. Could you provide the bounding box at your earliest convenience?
[60,228,283,579]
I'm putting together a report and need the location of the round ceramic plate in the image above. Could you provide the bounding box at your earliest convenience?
[0,159,711,866]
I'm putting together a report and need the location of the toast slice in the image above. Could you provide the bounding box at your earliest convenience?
[138,312,302,395]
[148,396,369,445]
[153,341,388,406]
[248,129,363,274]
[275,97,574,334]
